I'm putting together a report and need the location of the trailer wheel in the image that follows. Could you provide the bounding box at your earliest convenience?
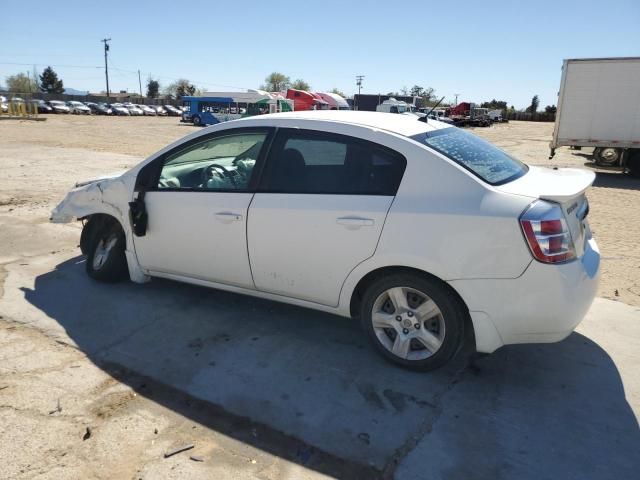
[627,150,640,178]
[593,147,621,166]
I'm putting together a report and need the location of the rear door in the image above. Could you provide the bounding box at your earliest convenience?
[247,128,406,306]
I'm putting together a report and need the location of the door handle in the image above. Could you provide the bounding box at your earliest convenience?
[336,217,375,229]
[215,212,243,223]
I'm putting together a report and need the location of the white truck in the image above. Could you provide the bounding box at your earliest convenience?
[376,98,415,114]
[549,57,640,176]
[488,109,504,122]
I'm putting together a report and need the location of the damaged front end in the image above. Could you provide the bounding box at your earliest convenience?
[50,172,150,283]
[50,172,128,224]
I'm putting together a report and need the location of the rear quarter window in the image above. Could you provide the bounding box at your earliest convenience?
[412,127,528,185]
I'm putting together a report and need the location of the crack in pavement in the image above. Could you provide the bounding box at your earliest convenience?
[380,358,473,479]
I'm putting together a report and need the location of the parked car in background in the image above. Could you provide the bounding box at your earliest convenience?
[67,101,91,115]
[416,108,455,125]
[0,95,7,113]
[32,99,53,113]
[138,104,157,116]
[51,111,600,371]
[163,105,182,116]
[125,104,144,116]
[153,105,167,116]
[47,100,71,114]
[109,103,131,116]
[86,102,112,115]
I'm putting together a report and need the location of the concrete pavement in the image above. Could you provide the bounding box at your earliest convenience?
[0,242,638,479]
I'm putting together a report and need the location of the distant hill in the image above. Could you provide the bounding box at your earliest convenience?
[63,87,89,95]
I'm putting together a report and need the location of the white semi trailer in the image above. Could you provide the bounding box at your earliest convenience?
[549,57,640,176]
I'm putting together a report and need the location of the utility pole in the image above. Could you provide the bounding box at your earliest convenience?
[101,38,111,98]
[356,75,364,95]
[355,75,364,110]
[454,93,460,106]
[138,70,142,97]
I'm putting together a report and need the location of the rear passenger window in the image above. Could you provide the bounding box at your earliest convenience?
[259,130,406,195]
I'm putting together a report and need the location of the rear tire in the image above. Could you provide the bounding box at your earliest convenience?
[85,219,129,282]
[192,115,202,126]
[360,273,464,371]
[593,147,621,167]
[627,149,640,178]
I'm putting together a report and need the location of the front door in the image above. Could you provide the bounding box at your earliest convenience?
[133,128,271,288]
[247,128,407,306]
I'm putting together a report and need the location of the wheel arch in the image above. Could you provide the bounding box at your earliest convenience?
[77,210,149,284]
[346,265,476,351]
[79,213,126,255]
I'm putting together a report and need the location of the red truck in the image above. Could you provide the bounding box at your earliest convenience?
[446,102,491,127]
[286,89,329,111]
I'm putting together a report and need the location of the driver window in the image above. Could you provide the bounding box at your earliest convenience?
[158,132,266,191]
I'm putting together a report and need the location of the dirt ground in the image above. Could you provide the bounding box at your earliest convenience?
[1,115,638,305]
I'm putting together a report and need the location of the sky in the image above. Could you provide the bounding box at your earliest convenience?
[1,0,638,108]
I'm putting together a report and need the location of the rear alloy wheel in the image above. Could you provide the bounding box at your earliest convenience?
[361,274,464,371]
[593,147,621,166]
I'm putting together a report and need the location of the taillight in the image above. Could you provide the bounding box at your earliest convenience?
[520,200,576,264]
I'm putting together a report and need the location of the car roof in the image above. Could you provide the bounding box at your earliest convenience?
[236,110,448,137]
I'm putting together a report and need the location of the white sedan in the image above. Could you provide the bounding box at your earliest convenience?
[51,111,600,370]
[138,104,157,116]
[67,101,91,115]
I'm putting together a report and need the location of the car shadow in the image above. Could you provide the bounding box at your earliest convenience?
[562,154,640,191]
[591,171,640,191]
[21,256,640,478]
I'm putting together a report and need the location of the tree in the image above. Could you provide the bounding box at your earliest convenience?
[526,95,539,113]
[407,85,436,107]
[410,85,424,97]
[545,105,557,114]
[6,73,38,94]
[291,78,311,91]
[164,79,197,99]
[260,72,290,92]
[38,66,64,94]
[329,87,346,98]
[400,86,409,96]
[480,99,508,110]
[146,78,160,98]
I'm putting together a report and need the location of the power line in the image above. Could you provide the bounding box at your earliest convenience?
[0,61,101,69]
[1,61,255,95]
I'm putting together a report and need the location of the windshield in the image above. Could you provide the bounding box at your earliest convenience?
[411,127,528,185]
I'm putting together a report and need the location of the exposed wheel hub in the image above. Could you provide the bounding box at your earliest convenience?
[92,233,118,270]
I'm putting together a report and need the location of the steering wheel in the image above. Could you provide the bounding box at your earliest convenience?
[201,163,237,188]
